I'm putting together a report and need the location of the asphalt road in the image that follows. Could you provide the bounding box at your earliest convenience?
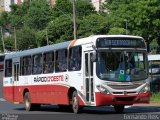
[0,71,160,120]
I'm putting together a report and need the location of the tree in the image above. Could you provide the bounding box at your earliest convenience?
[9,2,29,27]
[104,0,160,44]
[25,0,51,30]
[76,0,96,18]
[0,12,10,27]
[78,14,109,38]
[47,14,73,44]
[4,36,14,51]
[51,0,96,18]
[36,29,48,47]
[108,27,125,35]
[51,0,72,18]
[16,27,37,50]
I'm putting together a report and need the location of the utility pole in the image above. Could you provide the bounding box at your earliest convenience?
[1,27,5,53]
[46,29,49,45]
[14,27,17,51]
[124,19,128,35]
[73,0,77,40]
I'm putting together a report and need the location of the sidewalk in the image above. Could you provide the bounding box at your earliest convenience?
[133,103,160,107]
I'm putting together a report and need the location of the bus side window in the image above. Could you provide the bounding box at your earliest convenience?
[5,59,12,77]
[22,56,32,75]
[68,46,82,71]
[32,54,42,74]
[55,49,67,72]
[43,52,54,74]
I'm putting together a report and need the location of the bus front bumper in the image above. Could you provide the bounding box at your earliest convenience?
[95,92,150,106]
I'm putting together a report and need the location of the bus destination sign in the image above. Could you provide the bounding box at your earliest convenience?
[96,37,145,48]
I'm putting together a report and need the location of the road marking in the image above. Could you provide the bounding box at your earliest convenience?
[0,98,6,102]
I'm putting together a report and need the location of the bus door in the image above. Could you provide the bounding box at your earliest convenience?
[84,51,94,104]
[13,62,20,102]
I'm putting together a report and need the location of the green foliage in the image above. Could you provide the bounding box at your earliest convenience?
[0,11,10,27]
[0,0,159,51]
[108,27,125,35]
[16,27,37,50]
[4,36,15,51]
[78,14,109,38]
[105,0,160,44]
[76,0,96,18]
[51,0,72,18]
[47,14,73,43]
[25,0,51,30]
[0,34,14,52]
[36,29,49,47]
[9,2,29,27]
[150,92,160,103]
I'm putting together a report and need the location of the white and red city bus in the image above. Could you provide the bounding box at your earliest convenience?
[3,35,150,113]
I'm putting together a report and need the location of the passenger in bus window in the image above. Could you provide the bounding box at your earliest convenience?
[69,47,81,71]
[117,56,133,72]
[56,50,67,72]
[7,68,12,77]
[33,55,42,74]
[48,63,54,73]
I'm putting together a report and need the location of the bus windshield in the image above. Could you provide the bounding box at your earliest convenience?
[96,50,148,82]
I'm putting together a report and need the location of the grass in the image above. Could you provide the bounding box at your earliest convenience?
[150,92,160,103]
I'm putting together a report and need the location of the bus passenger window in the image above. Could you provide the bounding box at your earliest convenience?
[22,56,32,75]
[43,52,54,74]
[68,46,82,71]
[32,54,42,74]
[5,59,12,77]
[55,49,67,72]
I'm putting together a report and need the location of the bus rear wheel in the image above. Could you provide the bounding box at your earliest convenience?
[114,105,125,113]
[72,91,80,114]
[24,92,33,111]
[24,92,41,111]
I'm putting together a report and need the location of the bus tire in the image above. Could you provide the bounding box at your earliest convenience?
[72,91,80,114]
[114,105,124,113]
[24,92,33,111]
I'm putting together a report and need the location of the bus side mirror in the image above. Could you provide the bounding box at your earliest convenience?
[91,52,97,62]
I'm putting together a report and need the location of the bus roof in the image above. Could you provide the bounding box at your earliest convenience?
[5,35,144,59]
[5,41,71,59]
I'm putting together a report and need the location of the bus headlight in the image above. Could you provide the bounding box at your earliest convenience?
[139,84,150,94]
[96,85,110,94]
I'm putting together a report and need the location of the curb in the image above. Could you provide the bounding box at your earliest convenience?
[133,103,160,107]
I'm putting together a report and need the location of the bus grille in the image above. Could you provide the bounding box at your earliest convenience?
[108,84,141,90]
[113,91,137,94]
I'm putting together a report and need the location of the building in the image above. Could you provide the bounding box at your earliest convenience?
[47,0,56,6]
[4,0,24,12]
[0,0,5,13]
[90,0,105,11]
[4,0,56,11]
[4,0,105,12]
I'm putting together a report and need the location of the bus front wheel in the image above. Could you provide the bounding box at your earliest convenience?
[114,105,125,113]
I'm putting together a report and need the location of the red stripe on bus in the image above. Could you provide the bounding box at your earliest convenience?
[95,92,150,106]
[3,85,85,106]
